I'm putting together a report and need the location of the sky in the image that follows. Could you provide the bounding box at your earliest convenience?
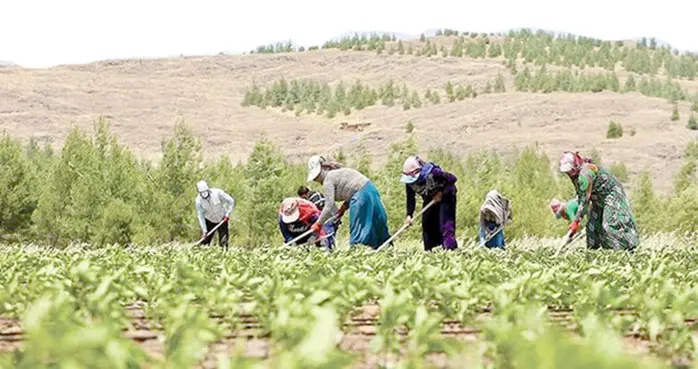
[1,0,696,68]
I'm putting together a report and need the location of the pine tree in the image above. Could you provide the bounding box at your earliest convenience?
[515,67,532,91]
[406,120,415,133]
[688,115,697,130]
[397,40,405,55]
[335,82,347,109]
[400,83,410,104]
[410,90,422,108]
[430,90,441,104]
[672,104,680,121]
[624,74,636,92]
[445,81,455,102]
[606,121,623,138]
[424,89,433,102]
[488,43,502,58]
[494,73,506,93]
[455,85,467,100]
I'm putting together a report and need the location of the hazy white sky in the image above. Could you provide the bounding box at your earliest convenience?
[1,0,696,68]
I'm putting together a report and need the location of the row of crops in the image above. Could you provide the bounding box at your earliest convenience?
[1,235,697,368]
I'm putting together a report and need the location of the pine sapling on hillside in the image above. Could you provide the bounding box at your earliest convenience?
[445,81,455,102]
[410,90,422,108]
[430,90,441,104]
[624,74,636,92]
[607,121,623,139]
[455,85,467,101]
[672,104,680,121]
[494,73,507,93]
[406,120,415,133]
[688,115,698,130]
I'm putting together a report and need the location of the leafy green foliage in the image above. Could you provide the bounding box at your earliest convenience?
[689,115,698,130]
[1,239,697,367]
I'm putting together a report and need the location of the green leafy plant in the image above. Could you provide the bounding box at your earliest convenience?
[607,121,624,139]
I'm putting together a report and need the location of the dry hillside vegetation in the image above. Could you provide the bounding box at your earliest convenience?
[1,30,698,193]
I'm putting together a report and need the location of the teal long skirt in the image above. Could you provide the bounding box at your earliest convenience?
[348,181,391,248]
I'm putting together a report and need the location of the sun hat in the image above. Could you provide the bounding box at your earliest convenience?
[280,198,301,223]
[307,155,325,182]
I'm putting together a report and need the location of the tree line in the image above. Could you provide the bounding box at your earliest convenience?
[3,120,698,248]
[249,29,698,81]
[242,75,507,117]
[513,66,696,106]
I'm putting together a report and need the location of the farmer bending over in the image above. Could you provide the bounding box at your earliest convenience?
[195,180,235,250]
[279,197,336,250]
[400,155,459,251]
[558,151,638,251]
[478,190,512,249]
[307,155,391,249]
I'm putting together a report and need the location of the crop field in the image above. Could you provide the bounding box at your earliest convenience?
[1,235,697,369]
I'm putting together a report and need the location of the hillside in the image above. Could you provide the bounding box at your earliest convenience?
[1,30,698,194]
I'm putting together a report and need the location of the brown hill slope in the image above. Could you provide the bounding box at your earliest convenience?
[1,41,697,194]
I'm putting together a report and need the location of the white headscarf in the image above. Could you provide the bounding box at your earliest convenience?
[479,190,512,227]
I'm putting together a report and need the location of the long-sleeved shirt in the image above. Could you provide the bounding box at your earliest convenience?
[406,165,457,217]
[307,191,326,211]
[278,199,322,242]
[317,168,368,224]
[195,188,235,232]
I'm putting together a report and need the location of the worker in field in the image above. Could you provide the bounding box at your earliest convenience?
[478,189,512,249]
[558,151,638,251]
[400,155,459,251]
[297,185,327,211]
[195,180,235,250]
[278,197,336,250]
[307,155,391,249]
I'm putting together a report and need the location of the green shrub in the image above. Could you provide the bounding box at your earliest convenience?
[672,105,680,121]
[0,133,39,241]
[609,162,629,182]
[688,115,697,130]
[606,121,623,139]
[406,120,415,133]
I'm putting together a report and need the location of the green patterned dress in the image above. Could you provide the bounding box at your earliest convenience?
[571,163,639,250]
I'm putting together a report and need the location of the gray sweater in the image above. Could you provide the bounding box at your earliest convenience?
[318,168,369,224]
